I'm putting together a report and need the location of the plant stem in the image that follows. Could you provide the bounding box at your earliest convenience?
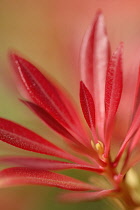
[118,181,139,210]
[103,157,140,209]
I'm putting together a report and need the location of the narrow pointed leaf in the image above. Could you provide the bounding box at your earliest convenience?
[10,53,89,147]
[0,156,103,173]
[128,126,140,154]
[20,100,103,165]
[0,118,87,164]
[80,11,110,140]
[80,81,98,142]
[114,103,140,166]
[132,67,140,116]
[59,189,114,202]
[21,100,82,146]
[105,44,123,157]
[121,152,140,175]
[68,143,106,167]
[0,167,95,191]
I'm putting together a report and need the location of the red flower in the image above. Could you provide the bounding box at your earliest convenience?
[0,11,140,208]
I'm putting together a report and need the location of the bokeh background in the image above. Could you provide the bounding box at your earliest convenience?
[1,0,140,209]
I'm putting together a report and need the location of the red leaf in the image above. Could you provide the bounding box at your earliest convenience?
[0,156,103,173]
[80,11,110,140]
[59,189,114,202]
[0,167,95,191]
[126,126,140,161]
[121,151,140,175]
[21,100,82,146]
[20,101,101,163]
[68,142,106,167]
[114,103,140,166]
[132,67,140,116]
[0,118,86,164]
[10,53,90,147]
[80,82,98,142]
[105,43,123,157]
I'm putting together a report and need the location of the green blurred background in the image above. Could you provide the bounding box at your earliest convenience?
[1,0,140,209]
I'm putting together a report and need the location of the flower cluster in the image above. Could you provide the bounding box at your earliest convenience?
[0,11,140,209]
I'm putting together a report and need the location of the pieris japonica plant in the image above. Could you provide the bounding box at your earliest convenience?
[0,11,140,209]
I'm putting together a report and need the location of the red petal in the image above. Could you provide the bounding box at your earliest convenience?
[0,156,103,173]
[21,100,82,146]
[10,53,89,147]
[80,11,110,140]
[80,82,98,142]
[0,167,95,191]
[104,43,123,157]
[0,118,86,164]
[59,189,114,202]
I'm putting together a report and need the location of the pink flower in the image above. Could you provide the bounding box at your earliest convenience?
[0,11,140,208]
